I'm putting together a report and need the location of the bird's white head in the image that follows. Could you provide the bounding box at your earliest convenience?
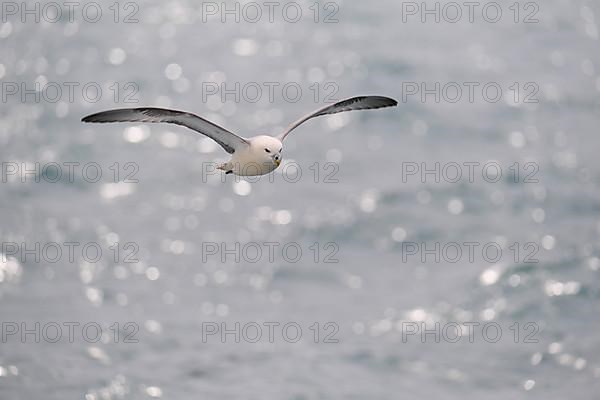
[249,135,283,169]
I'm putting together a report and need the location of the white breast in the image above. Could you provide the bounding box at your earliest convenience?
[229,146,277,176]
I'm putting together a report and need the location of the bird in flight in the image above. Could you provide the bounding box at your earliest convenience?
[82,95,397,176]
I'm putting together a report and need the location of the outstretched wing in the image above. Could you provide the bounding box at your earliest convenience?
[82,107,249,154]
[277,96,397,141]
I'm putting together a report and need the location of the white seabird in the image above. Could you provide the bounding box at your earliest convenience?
[82,95,397,176]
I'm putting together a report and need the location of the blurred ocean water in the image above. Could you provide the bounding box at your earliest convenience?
[1,0,600,398]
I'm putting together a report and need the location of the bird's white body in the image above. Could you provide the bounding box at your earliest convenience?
[218,135,283,176]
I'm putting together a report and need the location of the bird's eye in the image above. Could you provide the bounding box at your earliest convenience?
[264,148,271,153]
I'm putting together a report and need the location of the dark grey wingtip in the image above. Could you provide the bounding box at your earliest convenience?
[386,97,399,107]
[369,96,398,108]
[81,112,104,123]
[81,108,133,123]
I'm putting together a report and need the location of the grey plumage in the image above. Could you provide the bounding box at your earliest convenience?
[82,107,249,154]
[277,96,398,141]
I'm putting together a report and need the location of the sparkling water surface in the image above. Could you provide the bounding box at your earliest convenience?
[1,1,599,399]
